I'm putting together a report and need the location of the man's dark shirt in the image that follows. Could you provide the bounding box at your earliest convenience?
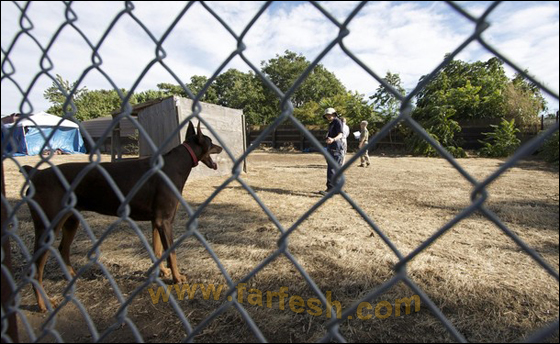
[327,117,344,152]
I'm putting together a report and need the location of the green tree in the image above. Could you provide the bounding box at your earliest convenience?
[408,56,532,157]
[157,75,218,104]
[214,69,267,125]
[156,82,186,97]
[132,89,168,104]
[259,50,347,124]
[187,75,219,103]
[504,73,548,128]
[43,74,87,117]
[43,52,373,127]
[407,91,466,158]
[478,119,521,157]
[370,71,406,122]
[293,101,321,125]
[153,70,271,125]
[156,76,219,104]
[539,131,559,164]
[415,57,509,121]
[318,92,374,127]
[74,89,127,121]
[344,91,375,127]
[44,75,126,121]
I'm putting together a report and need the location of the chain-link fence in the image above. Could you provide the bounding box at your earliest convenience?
[2,1,559,343]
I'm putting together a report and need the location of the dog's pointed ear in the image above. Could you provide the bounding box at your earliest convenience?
[186,121,196,139]
[197,121,204,145]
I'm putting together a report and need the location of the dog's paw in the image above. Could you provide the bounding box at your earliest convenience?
[38,297,58,313]
[49,297,59,310]
[38,302,48,313]
[173,274,188,285]
[159,267,172,279]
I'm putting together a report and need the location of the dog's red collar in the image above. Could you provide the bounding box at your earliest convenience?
[182,142,199,167]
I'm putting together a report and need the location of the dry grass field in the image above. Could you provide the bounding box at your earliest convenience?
[2,151,559,343]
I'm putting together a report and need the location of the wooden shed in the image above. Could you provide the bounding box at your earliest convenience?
[111,96,247,179]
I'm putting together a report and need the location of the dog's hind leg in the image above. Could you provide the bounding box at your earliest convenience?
[30,204,72,312]
[30,209,58,312]
[153,226,172,279]
[32,229,51,313]
[59,214,79,278]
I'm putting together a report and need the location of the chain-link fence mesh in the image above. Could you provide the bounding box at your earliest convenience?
[1,1,559,343]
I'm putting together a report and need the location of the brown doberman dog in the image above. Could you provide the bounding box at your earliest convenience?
[22,121,222,312]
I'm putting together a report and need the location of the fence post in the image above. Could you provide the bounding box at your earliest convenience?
[1,159,19,343]
[242,114,248,173]
[111,123,121,162]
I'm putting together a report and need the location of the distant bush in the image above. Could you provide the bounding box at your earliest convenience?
[406,105,467,158]
[539,131,559,164]
[478,119,521,157]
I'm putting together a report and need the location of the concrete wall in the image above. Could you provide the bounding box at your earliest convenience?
[138,96,246,180]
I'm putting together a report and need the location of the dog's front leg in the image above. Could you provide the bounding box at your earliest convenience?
[152,219,187,284]
[152,226,171,279]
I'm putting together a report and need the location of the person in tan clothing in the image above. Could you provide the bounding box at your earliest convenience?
[359,121,371,168]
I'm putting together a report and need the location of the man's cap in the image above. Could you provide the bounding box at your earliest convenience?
[323,107,338,119]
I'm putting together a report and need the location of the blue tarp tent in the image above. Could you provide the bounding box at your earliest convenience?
[1,112,86,156]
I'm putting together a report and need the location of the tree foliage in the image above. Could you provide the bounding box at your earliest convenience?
[478,119,521,157]
[44,75,125,122]
[408,56,547,157]
[44,51,372,126]
[415,57,510,121]
[504,73,548,128]
[44,52,548,162]
[258,50,349,125]
[539,131,559,165]
[406,97,466,158]
[369,71,406,122]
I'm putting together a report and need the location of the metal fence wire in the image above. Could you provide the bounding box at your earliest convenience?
[1,1,559,343]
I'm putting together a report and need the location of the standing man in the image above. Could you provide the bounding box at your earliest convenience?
[321,108,344,195]
[358,120,371,168]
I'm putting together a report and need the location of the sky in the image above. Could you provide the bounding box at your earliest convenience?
[1,1,559,116]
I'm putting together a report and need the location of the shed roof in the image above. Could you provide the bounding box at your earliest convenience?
[82,116,137,138]
[111,97,173,117]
